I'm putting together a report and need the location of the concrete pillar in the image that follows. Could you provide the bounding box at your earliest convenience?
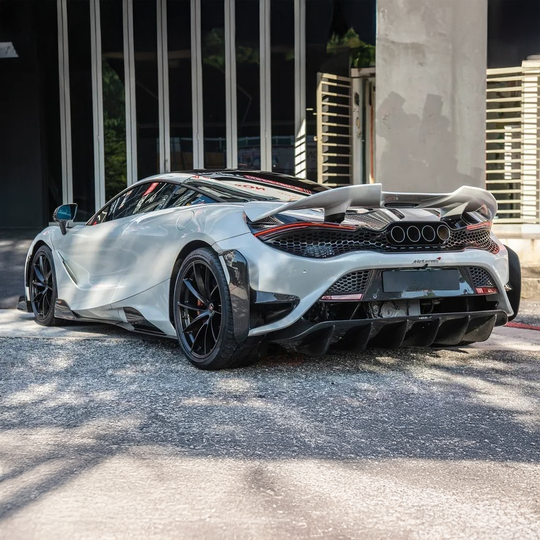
[375,0,488,192]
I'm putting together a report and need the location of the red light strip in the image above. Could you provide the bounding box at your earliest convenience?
[466,221,492,231]
[254,222,356,238]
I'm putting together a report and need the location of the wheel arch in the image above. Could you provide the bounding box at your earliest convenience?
[168,240,216,326]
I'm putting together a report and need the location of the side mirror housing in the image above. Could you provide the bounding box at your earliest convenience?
[53,203,78,235]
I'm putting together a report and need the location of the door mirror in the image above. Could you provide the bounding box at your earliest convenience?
[53,204,78,235]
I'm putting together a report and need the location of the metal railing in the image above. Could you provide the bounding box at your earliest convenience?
[486,63,540,224]
[316,73,352,186]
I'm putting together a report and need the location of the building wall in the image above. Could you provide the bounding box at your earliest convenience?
[375,0,488,193]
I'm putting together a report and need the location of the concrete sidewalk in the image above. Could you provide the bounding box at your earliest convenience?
[1,309,540,539]
[2,308,540,350]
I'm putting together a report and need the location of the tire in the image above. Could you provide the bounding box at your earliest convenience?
[173,247,260,370]
[29,245,61,327]
[505,244,521,322]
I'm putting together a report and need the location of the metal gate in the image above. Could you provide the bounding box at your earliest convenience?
[316,70,375,186]
[316,73,352,185]
[486,62,540,224]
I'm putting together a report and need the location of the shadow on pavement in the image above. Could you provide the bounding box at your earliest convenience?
[1,332,539,522]
[0,229,41,309]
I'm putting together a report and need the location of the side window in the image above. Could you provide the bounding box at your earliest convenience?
[88,183,149,225]
[165,188,217,208]
[91,205,111,225]
[89,182,217,225]
[130,182,177,215]
[164,186,190,208]
[108,184,147,221]
[190,193,216,206]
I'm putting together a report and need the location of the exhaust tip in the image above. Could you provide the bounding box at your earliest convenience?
[406,226,421,243]
[390,226,406,244]
[437,224,450,242]
[422,225,436,242]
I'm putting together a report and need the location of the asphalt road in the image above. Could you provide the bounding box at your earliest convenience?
[1,310,539,539]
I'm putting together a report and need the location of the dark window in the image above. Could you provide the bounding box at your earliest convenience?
[130,182,178,214]
[108,184,147,220]
[236,0,260,169]
[164,186,191,207]
[89,181,215,224]
[202,0,226,169]
[90,184,146,225]
[134,0,160,178]
[271,0,295,174]
[68,0,95,222]
[488,0,540,68]
[101,0,127,201]
[168,0,193,170]
[165,188,217,208]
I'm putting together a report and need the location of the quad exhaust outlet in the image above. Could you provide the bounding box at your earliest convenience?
[387,223,450,246]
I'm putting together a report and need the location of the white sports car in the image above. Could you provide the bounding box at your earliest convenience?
[20,170,521,370]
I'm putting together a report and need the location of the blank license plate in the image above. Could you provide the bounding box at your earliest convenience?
[382,269,460,293]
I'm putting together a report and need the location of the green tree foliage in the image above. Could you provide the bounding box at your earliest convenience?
[327,28,375,68]
[203,28,260,71]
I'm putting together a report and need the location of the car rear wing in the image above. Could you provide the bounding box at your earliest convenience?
[244,183,497,223]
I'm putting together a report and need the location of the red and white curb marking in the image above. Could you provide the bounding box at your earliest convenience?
[506,321,540,332]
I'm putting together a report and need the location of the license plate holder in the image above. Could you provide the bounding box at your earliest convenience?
[382,269,460,293]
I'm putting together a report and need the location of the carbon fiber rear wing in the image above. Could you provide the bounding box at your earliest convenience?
[244,183,497,223]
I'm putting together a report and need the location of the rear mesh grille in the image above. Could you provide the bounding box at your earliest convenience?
[447,228,499,254]
[267,229,384,258]
[469,267,496,288]
[262,225,499,258]
[326,271,372,295]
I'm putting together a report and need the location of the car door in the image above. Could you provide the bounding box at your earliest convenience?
[112,183,217,302]
[52,183,148,310]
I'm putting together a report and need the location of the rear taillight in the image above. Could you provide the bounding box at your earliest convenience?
[466,221,492,231]
[253,222,356,239]
[475,286,498,295]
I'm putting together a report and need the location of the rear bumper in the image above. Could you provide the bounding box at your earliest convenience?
[268,310,507,355]
[215,233,512,337]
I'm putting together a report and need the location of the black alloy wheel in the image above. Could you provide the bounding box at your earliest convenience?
[173,247,260,370]
[30,246,59,326]
[177,260,223,358]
